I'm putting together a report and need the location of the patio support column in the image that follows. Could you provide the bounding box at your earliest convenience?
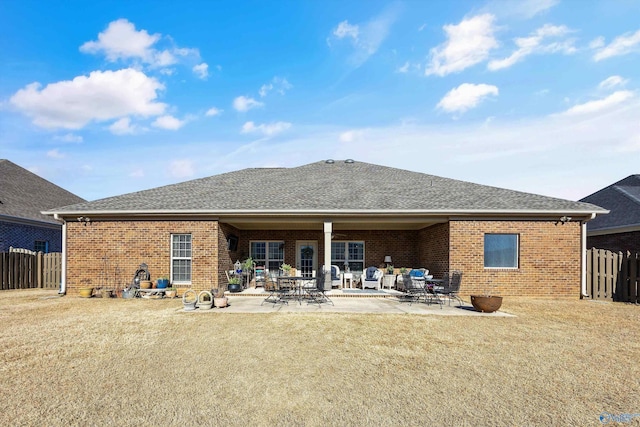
[324,221,332,284]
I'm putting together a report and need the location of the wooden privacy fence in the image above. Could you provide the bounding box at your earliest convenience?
[586,248,639,303]
[0,251,62,290]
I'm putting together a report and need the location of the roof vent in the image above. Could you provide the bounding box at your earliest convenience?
[325,159,335,164]
[345,159,354,164]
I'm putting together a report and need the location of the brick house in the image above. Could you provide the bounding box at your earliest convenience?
[579,175,640,253]
[0,159,85,253]
[45,160,606,297]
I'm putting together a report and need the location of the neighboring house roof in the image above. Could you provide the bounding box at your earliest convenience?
[0,159,86,226]
[579,175,640,234]
[46,160,605,221]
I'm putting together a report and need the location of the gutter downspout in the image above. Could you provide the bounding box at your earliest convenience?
[57,214,67,295]
[581,213,596,298]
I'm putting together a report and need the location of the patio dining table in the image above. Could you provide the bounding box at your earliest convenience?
[275,276,317,304]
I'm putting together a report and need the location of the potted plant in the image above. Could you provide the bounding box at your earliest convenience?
[470,282,502,313]
[213,287,228,308]
[228,276,242,293]
[78,278,93,298]
[281,263,292,276]
[156,275,170,289]
[386,264,394,275]
[164,287,177,298]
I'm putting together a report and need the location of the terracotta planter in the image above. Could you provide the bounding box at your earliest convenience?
[165,290,177,298]
[78,287,93,298]
[214,297,228,308]
[471,295,503,313]
[140,280,152,289]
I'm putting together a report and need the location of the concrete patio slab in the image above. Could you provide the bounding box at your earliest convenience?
[185,293,515,317]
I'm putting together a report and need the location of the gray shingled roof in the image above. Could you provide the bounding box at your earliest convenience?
[0,159,86,225]
[580,175,640,231]
[47,160,605,217]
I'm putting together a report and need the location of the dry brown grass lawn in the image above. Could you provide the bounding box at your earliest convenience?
[0,290,638,426]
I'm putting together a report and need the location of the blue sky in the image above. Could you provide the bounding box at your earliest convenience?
[1,0,639,202]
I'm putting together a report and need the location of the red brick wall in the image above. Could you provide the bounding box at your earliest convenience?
[66,220,218,295]
[587,231,640,253]
[449,220,581,297]
[418,223,450,278]
[65,218,583,297]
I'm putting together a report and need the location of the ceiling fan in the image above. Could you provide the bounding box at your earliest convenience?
[331,232,347,239]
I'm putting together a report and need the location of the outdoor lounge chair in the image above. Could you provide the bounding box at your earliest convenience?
[362,266,383,290]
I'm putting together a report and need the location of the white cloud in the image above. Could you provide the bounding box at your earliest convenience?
[79,19,203,70]
[53,133,83,143]
[396,61,410,73]
[560,91,634,116]
[152,115,185,130]
[437,83,499,114]
[328,4,400,68]
[46,149,64,159]
[129,169,144,178]
[193,62,209,79]
[205,107,222,116]
[487,0,558,20]
[426,14,498,76]
[599,76,628,90]
[339,130,365,142]
[169,159,195,178]
[593,29,640,61]
[259,77,292,97]
[488,24,575,71]
[10,68,166,129]
[589,37,605,49]
[333,20,359,40]
[109,117,138,135]
[80,19,161,63]
[233,96,264,112]
[241,121,292,136]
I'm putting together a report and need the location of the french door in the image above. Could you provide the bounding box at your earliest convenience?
[295,241,317,277]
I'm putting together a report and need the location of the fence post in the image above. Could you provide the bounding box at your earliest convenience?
[37,252,43,288]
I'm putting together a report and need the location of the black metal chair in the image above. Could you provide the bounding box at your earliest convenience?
[307,270,334,305]
[399,273,428,305]
[434,270,463,306]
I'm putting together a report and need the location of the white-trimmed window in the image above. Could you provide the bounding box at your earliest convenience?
[331,241,364,273]
[484,234,519,268]
[171,234,192,283]
[250,241,284,272]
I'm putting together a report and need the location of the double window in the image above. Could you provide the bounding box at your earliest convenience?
[331,241,364,273]
[171,234,192,283]
[250,241,285,272]
[484,234,519,268]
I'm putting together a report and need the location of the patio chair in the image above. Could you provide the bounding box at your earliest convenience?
[305,269,334,305]
[362,266,383,290]
[261,270,288,305]
[399,273,428,305]
[434,270,463,306]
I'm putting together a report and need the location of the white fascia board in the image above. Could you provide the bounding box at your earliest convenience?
[0,214,62,230]
[587,224,640,236]
[43,208,608,218]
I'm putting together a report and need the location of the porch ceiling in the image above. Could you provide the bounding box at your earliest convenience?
[221,216,448,230]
